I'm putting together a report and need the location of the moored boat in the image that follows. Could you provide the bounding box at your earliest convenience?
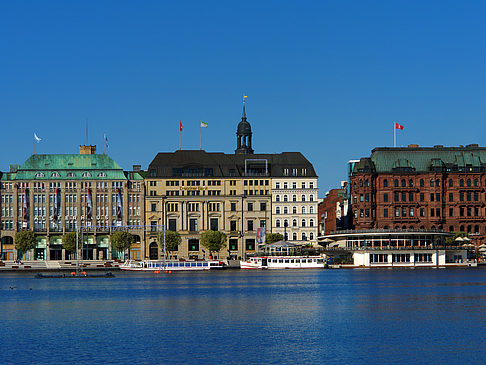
[120,259,225,271]
[240,256,326,269]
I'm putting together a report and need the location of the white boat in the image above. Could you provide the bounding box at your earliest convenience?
[120,259,225,271]
[240,256,326,270]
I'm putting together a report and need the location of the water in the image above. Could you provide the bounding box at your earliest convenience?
[1,269,485,364]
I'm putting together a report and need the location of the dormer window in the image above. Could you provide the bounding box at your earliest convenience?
[51,172,60,178]
[67,172,75,178]
[97,172,107,178]
[35,172,45,178]
[82,172,91,178]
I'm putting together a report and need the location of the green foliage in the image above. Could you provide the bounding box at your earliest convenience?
[158,230,181,253]
[265,233,284,245]
[446,231,470,245]
[15,231,36,255]
[110,231,134,257]
[200,230,227,253]
[63,232,77,252]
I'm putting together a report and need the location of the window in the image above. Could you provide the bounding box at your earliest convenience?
[309,219,314,227]
[467,179,471,187]
[409,179,413,187]
[248,203,253,211]
[247,220,254,231]
[384,208,388,218]
[276,195,280,202]
[276,219,281,228]
[229,239,238,251]
[245,239,255,251]
[409,192,414,202]
[449,179,453,187]
[401,179,406,187]
[301,195,306,202]
[420,179,424,187]
[383,179,388,187]
[394,192,399,202]
[260,202,266,211]
[301,219,306,227]
[231,202,236,211]
[151,203,156,212]
[449,193,453,202]
[189,218,198,232]
[168,219,177,231]
[230,220,237,231]
[420,193,424,202]
[384,193,388,202]
[460,179,464,187]
[292,219,297,227]
[276,207,280,214]
[283,195,288,202]
[188,239,199,251]
[210,218,218,231]
[292,195,297,202]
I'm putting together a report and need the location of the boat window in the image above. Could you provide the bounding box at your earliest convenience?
[285,259,289,263]
[203,262,208,266]
[290,259,294,263]
[279,259,283,263]
[167,263,172,267]
[191,263,197,267]
[197,262,203,266]
[185,263,191,267]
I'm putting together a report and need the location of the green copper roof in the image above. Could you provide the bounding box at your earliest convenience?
[354,145,486,173]
[8,154,133,180]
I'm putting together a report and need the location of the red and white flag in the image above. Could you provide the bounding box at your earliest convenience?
[394,122,404,130]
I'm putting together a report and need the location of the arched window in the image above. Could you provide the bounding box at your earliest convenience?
[401,179,406,187]
[475,225,479,233]
[283,207,288,214]
[51,172,60,178]
[460,179,464,187]
[97,172,107,178]
[292,233,297,240]
[474,179,479,187]
[394,179,399,187]
[292,207,297,214]
[309,219,314,227]
[449,226,454,232]
[309,232,314,240]
[301,195,306,202]
[360,179,363,187]
[383,179,388,187]
[430,179,434,187]
[309,206,314,214]
[467,179,471,187]
[276,207,280,214]
[276,219,281,228]
[365,179,369,187]
[309,195,314,202]
[301,219,306,227]
[284,219,289,227]
[460,225,465,232]
[293,219,297,227]
[301,206,306,214]
[276,195,280,202]
[35,172,45,178]
[420,179,424,187]
[292,195,297,202]
[409,179,413,187]
[436,179,440,187]
[467,225,471,232]
[302,233,307,241]
[82,172,91,178]
[449,179,453,187]
[283,195,288,202]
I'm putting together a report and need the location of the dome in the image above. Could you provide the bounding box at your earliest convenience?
[237,120,252,134]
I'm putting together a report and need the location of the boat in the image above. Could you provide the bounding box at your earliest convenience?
[120,259,225,271]
[35,272,115,279]
[239,256,326,269]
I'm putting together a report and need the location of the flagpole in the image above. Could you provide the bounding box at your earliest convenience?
[179,120,182,150]
[200,123,202,150]
[394,123,396,148]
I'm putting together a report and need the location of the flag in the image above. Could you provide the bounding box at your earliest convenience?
[34,133,42,143]
[23,189,29,222]
[86,188,93,220]
[394,122,404,130]
[243,95,248,99]
[116,188,123,220]
[104,133,109,149]
[53,188,60,220]
[180,121,183,131]
[201,121,208,128]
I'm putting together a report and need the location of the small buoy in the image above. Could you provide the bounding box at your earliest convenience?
[165,270,168,273]
[154,270,159,274]
[71,272,76,276]
[82,271,87,276]
[168,270,172,274]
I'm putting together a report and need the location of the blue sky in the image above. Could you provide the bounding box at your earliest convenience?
[1,1,486,195]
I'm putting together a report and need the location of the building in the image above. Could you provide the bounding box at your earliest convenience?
[320,229,471,268]
[144,102,318,260]
[318,182,349,235]
[350,144,486,247]
[0,145,145,260]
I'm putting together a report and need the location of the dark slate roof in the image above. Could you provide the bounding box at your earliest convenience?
[353,145,486,174]
[148,150,317,178]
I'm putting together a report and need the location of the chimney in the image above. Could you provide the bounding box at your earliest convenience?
[79,145,96,155]
[408,144,419,148]
[133,165,141,172]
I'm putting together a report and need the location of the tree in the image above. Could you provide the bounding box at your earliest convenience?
[266,233,284,245]
[15,231,36,259]
[63,232,77,258]
[446,231,470,246]
[110,231,134,260]
[158,230,181,259]
[200,230,227,258]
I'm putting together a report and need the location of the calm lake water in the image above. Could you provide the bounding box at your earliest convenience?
[0,268,485,364]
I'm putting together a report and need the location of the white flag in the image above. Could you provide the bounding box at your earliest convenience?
[34,133,42,143]
[104,133,109,148]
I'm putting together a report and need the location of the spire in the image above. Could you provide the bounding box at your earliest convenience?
[242,96,246,119]
[235,95,253,154]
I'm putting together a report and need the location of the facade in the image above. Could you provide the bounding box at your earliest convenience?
[318,184,349,235]
[144,103,318,260]
[0,146,145,261]
[320,229,471,268]
[350,144,486,247]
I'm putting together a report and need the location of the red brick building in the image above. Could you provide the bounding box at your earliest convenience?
[318,187,348,235]
[350,144,486,246]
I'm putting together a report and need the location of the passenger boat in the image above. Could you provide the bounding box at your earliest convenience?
[120,259,225,271]
[240,256,326,270]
